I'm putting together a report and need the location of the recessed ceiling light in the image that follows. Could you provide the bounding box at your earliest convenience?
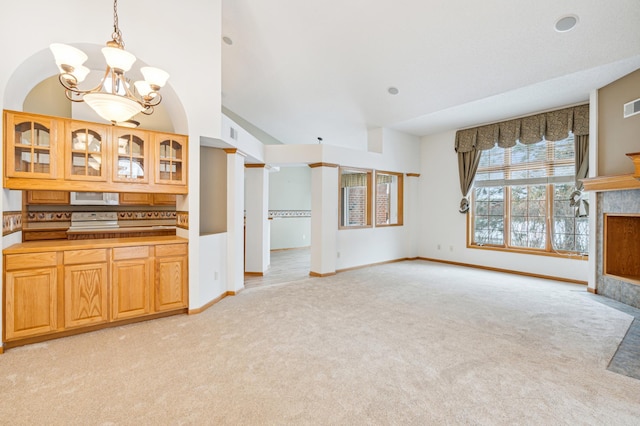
[555,15,579,32]
[222,36,233,45]
[388,87,399,95]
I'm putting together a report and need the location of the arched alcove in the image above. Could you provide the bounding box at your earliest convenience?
[3,44,188,134]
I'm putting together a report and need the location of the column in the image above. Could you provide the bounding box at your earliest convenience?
[245,164,270,275]
[225,148,246,293]
[404,173,420,259]
[309,163,339,276]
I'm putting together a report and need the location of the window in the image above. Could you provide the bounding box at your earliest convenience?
[375,171,403,226]
[471,133,588,255]
[339,168,372,228]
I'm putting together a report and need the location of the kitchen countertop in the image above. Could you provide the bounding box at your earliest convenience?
[4,235,188,254]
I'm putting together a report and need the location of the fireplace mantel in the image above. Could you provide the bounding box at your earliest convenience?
[582,152,640,192]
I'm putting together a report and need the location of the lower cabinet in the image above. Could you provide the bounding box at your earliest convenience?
[155,244,188,312]
[63,249,109,329]
[3,240,188,345]
[112,246,152,320]
[4,252,59,340]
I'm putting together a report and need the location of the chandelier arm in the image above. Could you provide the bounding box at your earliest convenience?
[143,93,163,108]
[60,68,114,97]
[140,106,155,116]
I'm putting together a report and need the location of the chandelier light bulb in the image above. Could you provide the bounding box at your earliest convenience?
[134,80,153,97]
[50,43,88,69]
[101,47,136,73]
[140,67,170,88]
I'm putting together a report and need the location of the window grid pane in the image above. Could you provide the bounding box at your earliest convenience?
[471,132,587,254]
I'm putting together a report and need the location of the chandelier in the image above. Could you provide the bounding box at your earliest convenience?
[50,0,169,124]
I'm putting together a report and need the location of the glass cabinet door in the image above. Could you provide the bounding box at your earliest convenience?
[65,122,108,181]
[113,128,149,183]
[154,133,187,186]
[5,111,59,179]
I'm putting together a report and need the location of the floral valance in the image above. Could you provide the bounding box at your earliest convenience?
[454,104,589,153]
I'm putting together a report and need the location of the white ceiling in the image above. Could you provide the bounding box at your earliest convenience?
[221,0,640,149]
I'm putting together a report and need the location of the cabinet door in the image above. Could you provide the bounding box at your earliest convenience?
[156,255,188,311]
[112,128,150,184]
[5,111,60,180]
[153,193,177,206]
[65,121,109,181]
[5,267,58,340]
[154,133,187,186]
[64,263,108,328]
[112,246,152,320]
[119,192,153,205]
[26,190,70,204]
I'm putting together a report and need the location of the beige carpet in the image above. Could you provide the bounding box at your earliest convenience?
[1,260,639,425]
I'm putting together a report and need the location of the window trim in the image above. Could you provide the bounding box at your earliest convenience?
[338,167,373,230]
[374,170,404,227]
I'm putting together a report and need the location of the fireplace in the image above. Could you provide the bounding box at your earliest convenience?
[604,214,640,284]
[597,189,640,309]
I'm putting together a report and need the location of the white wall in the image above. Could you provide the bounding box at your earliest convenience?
[419,131,588,282]
[197,233,227,304]
[269,166,311,250]
[334,130,421,270]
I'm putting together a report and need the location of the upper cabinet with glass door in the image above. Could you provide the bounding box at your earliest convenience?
[65,121,109,181]
[4,111,61,180]
[112,128,149,184]
[153,133,187,187]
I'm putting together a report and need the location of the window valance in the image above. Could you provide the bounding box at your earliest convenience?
[454,104,589,153]
[341,172,368,188]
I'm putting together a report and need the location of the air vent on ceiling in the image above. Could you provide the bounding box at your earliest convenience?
[623,98,640,118]
[230,126,238,140]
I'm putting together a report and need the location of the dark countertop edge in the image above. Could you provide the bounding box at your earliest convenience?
[65,226,177,234]
[3,235,188,254]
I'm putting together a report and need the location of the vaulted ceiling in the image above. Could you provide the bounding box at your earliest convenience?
[222,0,640,149]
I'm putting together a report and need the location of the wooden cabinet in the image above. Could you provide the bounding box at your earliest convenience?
[113,128,150,184]
[3,239,188,349]
[63,249,109,328]
[65,121,109,182]
[26,190,70,204]
[155,243,188,312]
[4,252,59,341]
[3,110,188,194]
[154,133,187,187]
[119,192,153,205]
[119,192,176,206]
[4,111,62,182]
[153,193,177,205]
[111,246,152,320]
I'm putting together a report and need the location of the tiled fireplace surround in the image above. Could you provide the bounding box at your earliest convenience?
[597,188,640,309]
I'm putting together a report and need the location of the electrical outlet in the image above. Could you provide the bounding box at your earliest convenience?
[214,271,218,280]
[437,244,441,250]
[449,245,454,252]
[337,252,341,258]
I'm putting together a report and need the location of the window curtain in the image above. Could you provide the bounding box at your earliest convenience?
[454,104,589,213]
[376,174,394,184]
[570,134,589,217]
[341,172,368,188]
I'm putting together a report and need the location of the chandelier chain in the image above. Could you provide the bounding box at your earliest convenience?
[112,0,124,47]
